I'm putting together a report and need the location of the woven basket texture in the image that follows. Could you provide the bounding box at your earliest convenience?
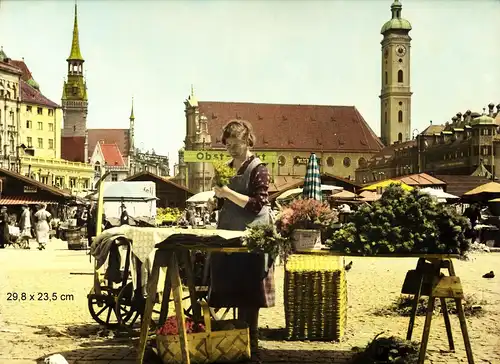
[156,326,250,363]
[284,254,347,341]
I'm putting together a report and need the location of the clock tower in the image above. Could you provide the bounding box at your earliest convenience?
[379,0,412,146]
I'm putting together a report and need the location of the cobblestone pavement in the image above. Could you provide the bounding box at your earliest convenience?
[0,238,499,363]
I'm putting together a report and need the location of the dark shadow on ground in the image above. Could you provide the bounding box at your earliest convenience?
[35,323,355,363]
[36,346,354,364]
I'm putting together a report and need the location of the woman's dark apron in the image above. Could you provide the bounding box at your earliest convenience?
[207,157,275,308]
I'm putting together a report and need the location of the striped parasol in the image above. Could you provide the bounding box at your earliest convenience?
[302,153,322,201]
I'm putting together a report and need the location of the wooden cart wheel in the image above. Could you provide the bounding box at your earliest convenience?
[115,282,161,328]
[115,282,141,327]
[87,287,121,329]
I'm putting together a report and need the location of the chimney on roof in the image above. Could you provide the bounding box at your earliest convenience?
[429,120,432,125]
[488,103,495,117]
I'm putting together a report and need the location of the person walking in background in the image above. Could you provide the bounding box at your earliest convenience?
[34,204,52,250]
[120,204,129,226]
[18,204,32,249]
[30,205,38,240]
[86,203,97,247]
[0,206,9,249]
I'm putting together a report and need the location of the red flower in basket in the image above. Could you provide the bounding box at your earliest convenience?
[156,316,206,335]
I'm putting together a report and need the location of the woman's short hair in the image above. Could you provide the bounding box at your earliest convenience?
[221,120,256,147]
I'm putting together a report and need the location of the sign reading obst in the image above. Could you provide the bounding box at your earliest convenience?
[184,150,277,164]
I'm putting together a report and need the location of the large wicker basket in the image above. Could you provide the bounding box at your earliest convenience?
[156,301,251,364]
[284,254,347,341]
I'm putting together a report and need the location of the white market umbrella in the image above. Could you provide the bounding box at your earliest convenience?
[419,187,459,200]
[187,191,215,203]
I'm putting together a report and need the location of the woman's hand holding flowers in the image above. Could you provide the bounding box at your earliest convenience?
[213,185,231,199]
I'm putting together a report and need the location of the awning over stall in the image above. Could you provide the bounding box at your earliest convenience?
[0,196,59,205]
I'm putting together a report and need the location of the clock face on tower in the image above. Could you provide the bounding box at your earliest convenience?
[396,45,406,57]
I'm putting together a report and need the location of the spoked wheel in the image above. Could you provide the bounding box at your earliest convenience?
[116,282,141,327]
[87,287,121,329]
[115,282,161,329]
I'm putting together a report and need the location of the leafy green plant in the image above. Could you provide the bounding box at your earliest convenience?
[213,160,237,186]
[325,184,471,255]
[351,334,419,364]
[244,224,292,263]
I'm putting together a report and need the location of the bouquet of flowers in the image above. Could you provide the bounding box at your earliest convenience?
[213,160,236,186]
[276,198,339,238]
[244,223,292,263]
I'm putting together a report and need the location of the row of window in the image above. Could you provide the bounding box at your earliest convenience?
[25,105,55,116]
[26,137,54,149]
[25,120,54,131]
[277,156,367,168]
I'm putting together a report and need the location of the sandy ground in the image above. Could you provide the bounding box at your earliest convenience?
[0,238,499,363]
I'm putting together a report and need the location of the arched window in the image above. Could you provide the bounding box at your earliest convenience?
[384,111,388,124]
[385,71,388,85]
[358,157,367,168]
[398,110,403,123]
[398,70,403,83]
[398,133,403,142]
[278,156,286,166]
[327,157,334,167]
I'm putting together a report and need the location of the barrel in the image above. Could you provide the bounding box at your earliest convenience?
[66,228,83,250]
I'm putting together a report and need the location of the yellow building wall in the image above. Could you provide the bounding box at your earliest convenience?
[20,155,93,193]
[19,103,62,159]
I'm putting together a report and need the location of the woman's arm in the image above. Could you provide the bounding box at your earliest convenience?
[213,164,269,213]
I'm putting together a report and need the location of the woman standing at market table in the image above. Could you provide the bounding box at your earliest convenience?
[34,203,52,250]
[210,119,275,356]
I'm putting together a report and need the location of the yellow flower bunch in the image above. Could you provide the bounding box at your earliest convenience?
[213,160,236,186]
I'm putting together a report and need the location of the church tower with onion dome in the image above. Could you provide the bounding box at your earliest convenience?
[380,0,412,146]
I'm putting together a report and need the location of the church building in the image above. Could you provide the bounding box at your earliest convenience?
[60,5,169,180]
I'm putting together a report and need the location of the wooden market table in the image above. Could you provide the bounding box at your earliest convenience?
[136,247,475,364]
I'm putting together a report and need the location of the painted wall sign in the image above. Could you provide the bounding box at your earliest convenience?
[23,185,37,193]
[294,156,322,165]
[184,150,277,164]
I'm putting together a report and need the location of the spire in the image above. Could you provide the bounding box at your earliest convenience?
[391,0,402,19]
[68,2,84,61]
[130,97,135,120]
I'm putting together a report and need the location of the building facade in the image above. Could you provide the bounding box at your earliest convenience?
[355,104,500,183]
[380,0,412,146]
[0,57,22,171]
[176,89,383,193]
[90,141,129,186]
[1,45,92,193]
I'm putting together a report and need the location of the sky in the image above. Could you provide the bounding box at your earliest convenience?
[0,0,499,172]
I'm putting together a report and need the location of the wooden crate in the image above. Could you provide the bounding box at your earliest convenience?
[284,254,347,341]
[156,302,250,363]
